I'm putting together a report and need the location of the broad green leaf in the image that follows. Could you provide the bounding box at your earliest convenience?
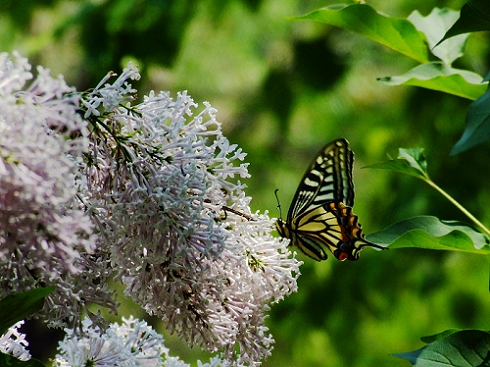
[397,148,429,177]
[0,354,46,367]
[439,0,490,44]
[366,216,490,254]
[394,330,490,367]
[451,84,490,155]
[290,3,429,63]
[408,8,468,65]
[378,62,486,100]
[420,329,461,343]
[364,147,429,180]
[0,287,55,336]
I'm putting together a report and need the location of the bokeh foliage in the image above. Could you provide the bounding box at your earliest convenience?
[2,0,490,366]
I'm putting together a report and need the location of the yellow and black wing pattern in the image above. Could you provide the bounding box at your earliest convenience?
[276,139,384,261]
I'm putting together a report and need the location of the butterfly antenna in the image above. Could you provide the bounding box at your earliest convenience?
[274,189,283,220]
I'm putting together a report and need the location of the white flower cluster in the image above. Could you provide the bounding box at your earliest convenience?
[0,52,92,272]
[53,317,166,367]
[0,52,302,366]
[0,53,93,272]
[0,51,117,328]
[54,317,240,367]
[80,65,302,365]
[0,321,30,361]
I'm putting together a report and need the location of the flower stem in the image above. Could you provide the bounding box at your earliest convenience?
[425,178,490,238]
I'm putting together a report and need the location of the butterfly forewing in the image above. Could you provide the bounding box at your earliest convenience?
[287,139,354,224]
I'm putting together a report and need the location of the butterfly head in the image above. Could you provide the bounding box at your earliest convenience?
[275,218,289,239]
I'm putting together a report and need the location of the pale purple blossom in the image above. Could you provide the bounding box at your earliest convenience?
[0,51,118,328]
[0,51,92,273]
[0,53,303,367]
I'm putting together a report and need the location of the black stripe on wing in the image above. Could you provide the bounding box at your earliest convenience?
[292,205,343,261]
[287,139,354,222]
[290,202,386,261]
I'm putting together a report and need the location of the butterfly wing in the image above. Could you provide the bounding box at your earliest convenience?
[287,138,354,224]
[291,201,384,261]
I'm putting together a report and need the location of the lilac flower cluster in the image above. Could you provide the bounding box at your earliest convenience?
[0,51,116,328]
[0,52,302,366]
[54,317,167,367]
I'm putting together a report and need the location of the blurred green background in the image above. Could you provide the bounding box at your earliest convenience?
[3,0,490,366]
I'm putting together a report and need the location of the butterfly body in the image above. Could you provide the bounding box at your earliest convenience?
[276,139,384,261]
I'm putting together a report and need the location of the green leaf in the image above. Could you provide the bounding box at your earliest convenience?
[451,84,490,155]
[366,216,490,254]
[408,8,468,65]
[364,147,429,180]
[290,3,429,63]
[0,287,55,336]
[0,354,46,367]
[484,70,490,82]
[439,0,490,45]
[378,62,486,100]
[394,330,490,366]
[420,329,461,343]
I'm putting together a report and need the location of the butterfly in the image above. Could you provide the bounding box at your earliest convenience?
[276,138,385,261]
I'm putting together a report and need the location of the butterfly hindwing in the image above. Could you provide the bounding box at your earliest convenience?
[276,138,385,261]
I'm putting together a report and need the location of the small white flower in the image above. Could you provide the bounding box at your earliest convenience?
[0,321,31,361]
